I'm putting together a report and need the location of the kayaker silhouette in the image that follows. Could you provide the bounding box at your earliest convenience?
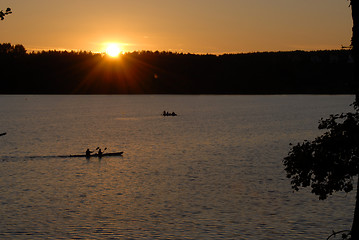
[85,148,92,158]
[98,148,103,157]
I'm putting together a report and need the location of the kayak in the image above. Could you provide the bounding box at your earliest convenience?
[69,151,124,158]
[0,132,6,136]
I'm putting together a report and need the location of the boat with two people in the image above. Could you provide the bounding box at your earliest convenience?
[162,111,177,116]
[69,147,123,158]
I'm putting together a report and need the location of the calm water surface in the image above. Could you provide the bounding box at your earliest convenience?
[0,95,356,239]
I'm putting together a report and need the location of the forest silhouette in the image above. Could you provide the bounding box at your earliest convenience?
[0,43,355,94]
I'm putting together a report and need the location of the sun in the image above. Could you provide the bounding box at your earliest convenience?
[106,43,121,58]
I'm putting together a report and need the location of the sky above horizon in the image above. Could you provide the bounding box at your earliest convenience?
[1,0,354,54]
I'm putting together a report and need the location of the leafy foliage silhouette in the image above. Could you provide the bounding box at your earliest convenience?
[284,104,359,239]
[284,104,359,199]
[284,1,359,239]
[0,8,12,20]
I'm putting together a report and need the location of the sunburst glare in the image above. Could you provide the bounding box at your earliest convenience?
[106,43,122,58]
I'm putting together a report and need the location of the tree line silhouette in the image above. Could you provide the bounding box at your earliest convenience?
[0,43,355,94]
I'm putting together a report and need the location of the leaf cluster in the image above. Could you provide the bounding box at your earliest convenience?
[0,8,12,20]
[283,104,359,200]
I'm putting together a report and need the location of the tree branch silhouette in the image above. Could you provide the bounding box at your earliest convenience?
[284,105,359,240]
[0,8,12,21]
[350,0,359,101]
[284,1,359,239]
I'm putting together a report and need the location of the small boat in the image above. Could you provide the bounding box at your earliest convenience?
[69,151,124,158]
[162,111,177,116]
[0,132,7,137]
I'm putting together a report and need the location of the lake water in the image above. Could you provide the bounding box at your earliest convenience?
[0,95,356,239]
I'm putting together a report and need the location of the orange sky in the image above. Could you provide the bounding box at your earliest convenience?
[1,0,353,54]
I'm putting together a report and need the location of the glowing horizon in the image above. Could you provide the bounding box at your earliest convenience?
[1,0,353,54]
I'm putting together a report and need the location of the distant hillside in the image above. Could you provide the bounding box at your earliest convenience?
[0,43,355,94]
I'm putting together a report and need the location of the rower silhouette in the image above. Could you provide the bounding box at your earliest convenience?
[85,148,92,158]
[98,148,103,158]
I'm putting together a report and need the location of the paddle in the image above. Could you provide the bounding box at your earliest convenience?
[96,147,107,158]
[95,147,107,153]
